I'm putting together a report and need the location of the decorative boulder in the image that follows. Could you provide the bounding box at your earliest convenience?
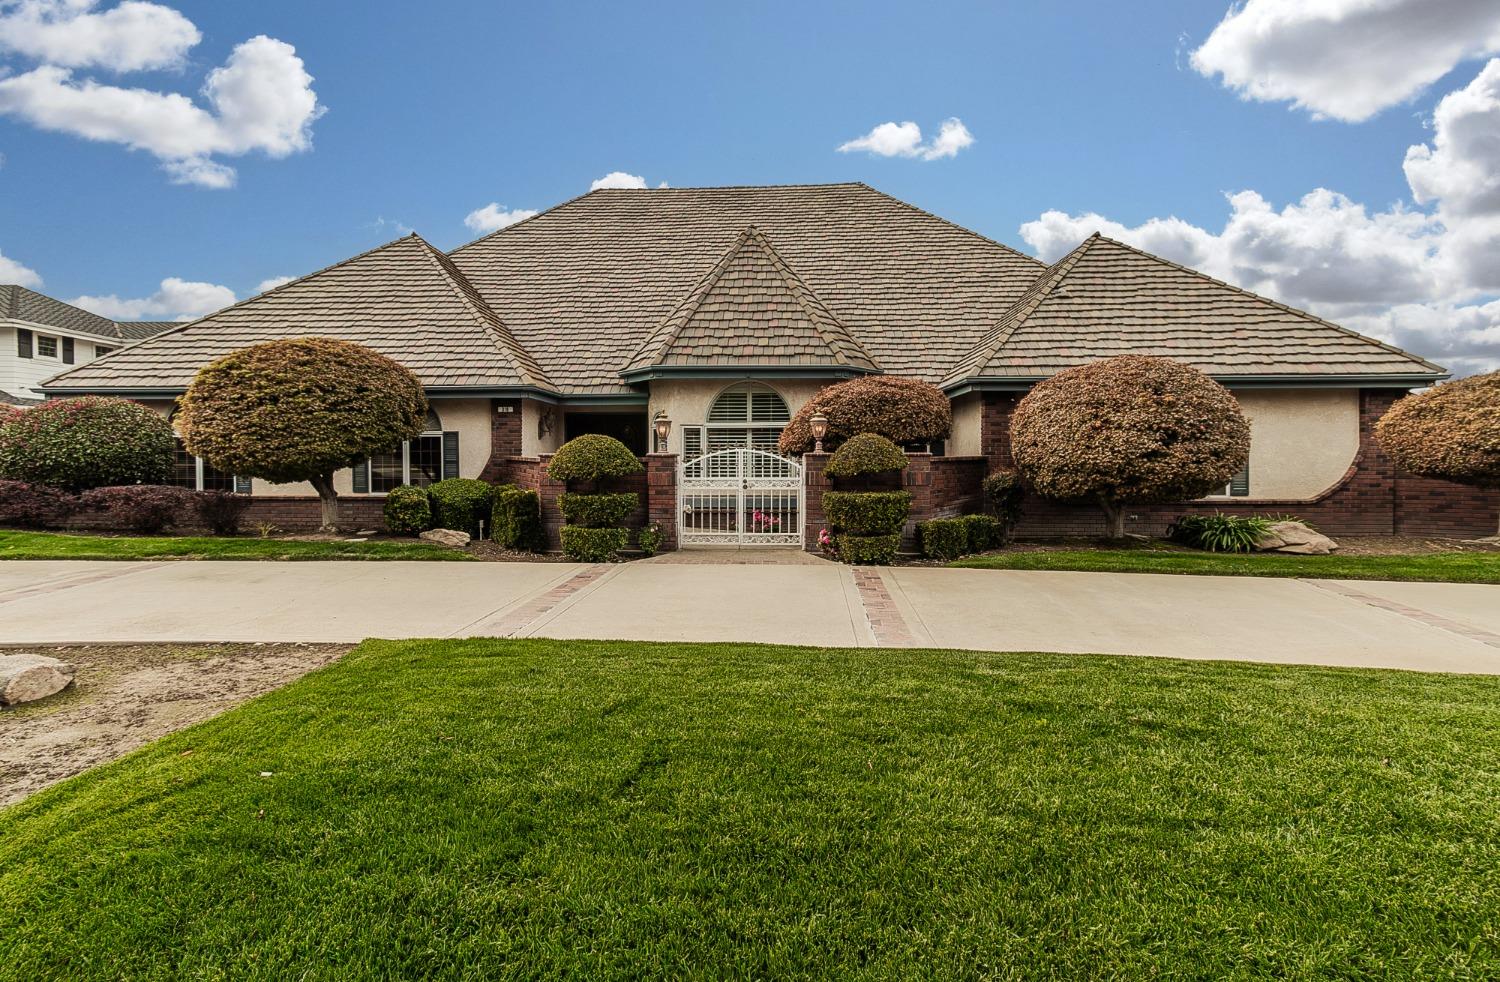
[419,528,471,548]
[0,653,76,705]
[1254,521,1339,555]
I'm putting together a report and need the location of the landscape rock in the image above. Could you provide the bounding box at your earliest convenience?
[1254,521,1338,555]
[420,528,471,548]
[0,653,76,705]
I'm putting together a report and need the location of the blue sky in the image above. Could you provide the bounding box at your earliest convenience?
[1,1,1498,371]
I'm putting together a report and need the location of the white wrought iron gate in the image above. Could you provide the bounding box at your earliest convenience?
[678,448,803,546]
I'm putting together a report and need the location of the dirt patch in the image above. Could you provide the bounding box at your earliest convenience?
[0,642,349,808]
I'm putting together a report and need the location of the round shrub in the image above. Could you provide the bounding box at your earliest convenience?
[822,490,911,536]
[78,485,193,534]
[824,433,909,479]
[780,376,951,455]
[547,434,643,483]
[918,517,969,561]
[961,514,1005,553]
[1376,371,1500,533]
[0,396,174,491]
[427,478,494,534]
[0,480,75,529]
[560,526,629,562]
[838,533,900,565]
[1011,356,1250,538]
[0,405,24,429]
[177,338,427,530]
[492,485,544,551]
[559,491,637,528]
[194,491,252,536]
[383,485,432,535]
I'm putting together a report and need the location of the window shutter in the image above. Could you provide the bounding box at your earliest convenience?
[683,426,703,461]
[708,390,749,423]
[750,389,789,423]
[62,337,75,364]
[442,432,459,480]
[352,461,369,494]
[1230,461,1250,497]
[234,476,252,494]
[17,328,32,358]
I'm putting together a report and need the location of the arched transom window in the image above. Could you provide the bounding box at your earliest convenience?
[683,382,790,460]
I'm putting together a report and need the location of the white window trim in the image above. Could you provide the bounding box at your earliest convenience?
[35,333,59,359]
[362,428,443,494]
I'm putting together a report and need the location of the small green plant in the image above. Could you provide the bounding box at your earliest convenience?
[982,469,1024,541]
[637,524,663,557]
[824,433,909,479]
[918,517,970,561]
[822,491,911,536]
[961,514,1005,553]
[559,491,638,528]
[838,533,900,565]
[492,485,544,551]
[427,478,493,534]
[254,521,281,539]
[560,526,629,562]
[383,485,432,536]
[1168,513,1275,553]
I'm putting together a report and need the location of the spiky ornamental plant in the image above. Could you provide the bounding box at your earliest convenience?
[1010,356,1251,539]
[177,338,428,531]
[1376,371,1500,536]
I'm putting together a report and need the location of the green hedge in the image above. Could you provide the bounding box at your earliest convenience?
[559,491,638,528]
[822,490,911,536]
[491,485,544,551]
[427,478,493,534]
[838,533,900,565]
[383,485,431,536]
[548,434,643,482]
[560,526,629,562]
[918,518,969,561]
[962,514,1004,553]
[824,433,908,479]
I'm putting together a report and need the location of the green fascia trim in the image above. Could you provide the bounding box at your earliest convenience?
[37,386,186,398]
[943,373,1446,396]
[36,384,651,407]
[619,365,875,383]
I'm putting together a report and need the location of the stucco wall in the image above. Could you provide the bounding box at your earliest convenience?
[1227,388,1359,499]
[947,393,982,457]
[521,398,563,456]
[645,378,832,455]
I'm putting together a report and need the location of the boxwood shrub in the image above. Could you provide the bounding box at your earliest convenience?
[822,490,911,536]
[492,485,544,551]
[918,517,969,561]
[427,478,494,534]
[547,434,643,483]
[838,533,900,565]
[559,491,638,528]
[824,433,908,479]
[961,514,1004,553]
[383,485,432,536]
[560,526,629,562]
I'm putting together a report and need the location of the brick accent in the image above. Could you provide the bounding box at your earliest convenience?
[802,451,830,551]
[242,496,388,532]
[477,398,524,482]
[489,453,664,552]
[645,453,679,551]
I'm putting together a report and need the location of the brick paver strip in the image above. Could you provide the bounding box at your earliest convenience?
[1304,579,1500,650]
[486,564,613,637]
[851,567,915,647]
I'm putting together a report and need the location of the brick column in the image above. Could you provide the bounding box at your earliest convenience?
[981,392,1019,472]
[902,452,934,552]
[478,398,523,482]
[535,452,566,551]
[803,452,830,551]
[645,452,679,551]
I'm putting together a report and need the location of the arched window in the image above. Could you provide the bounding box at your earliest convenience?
[683,382,790,460]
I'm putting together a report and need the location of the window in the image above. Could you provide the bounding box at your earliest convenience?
[682,382,790,461]
[354,408,457,492]
[1211,461,1251,498]
[94,345,115,358]
[169,438,246,492]
[36,334,58,358]
[16,328,33,358]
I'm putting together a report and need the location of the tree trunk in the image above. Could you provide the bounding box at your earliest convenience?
[1098,495,1126,539]
[308,473,340,532]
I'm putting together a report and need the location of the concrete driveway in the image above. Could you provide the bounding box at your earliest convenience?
[2,557,1499,673]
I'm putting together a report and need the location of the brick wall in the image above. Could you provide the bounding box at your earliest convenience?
[242,496,388,532]
[491,453,675,552]
[802,452,830,550]
[477,398,523,482]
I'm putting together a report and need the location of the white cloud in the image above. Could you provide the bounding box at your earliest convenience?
[1344,300,1500,378]
[463,202,538,234]
[0,32,323,187]
[255,274,293,293]
[1190,0,1500,122]
[70,275,233,320]
[590,170,647,190]
[0,246,43,287]
[837,117,974,160]
[0,0,200,72]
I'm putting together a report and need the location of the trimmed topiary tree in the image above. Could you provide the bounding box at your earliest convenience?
[0,396,175,491]
[548,434,641,561]
[824,433,909,479]
[1011,355,1250,539]
[547,434,644,483]
[780,376,951,455]
[821,434,911,564]
[177,338,427,531]
[1376,371,1500,536]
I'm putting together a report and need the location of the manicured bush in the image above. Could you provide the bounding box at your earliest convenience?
[427,478,494,534]
[383,485,432,536]
[0,405,23,429]
[824,433,909,479]
[547,434,643,483]
[0,396,174,491]
[961,514,1005,553]
[194,491,253,536]
[822,490,911,536]
[560,526,629,562]
[177,338,428,530]
[1376,371,1500,536]
[559,491,638,528]
[1011,356,1250,538]
[78,485,193,534]
[0,480,75,529]
[982,469,1025,541]
[780,376,952,455]
[838,533,900,565]
[637,524,664,557]
[1168,513,1276,553]
[918,517,970,561]
[492,485,544,551]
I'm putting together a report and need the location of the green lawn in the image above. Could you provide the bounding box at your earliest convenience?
[952,547,1500,583]
[3,640,1497,979]
[0,529,472,561]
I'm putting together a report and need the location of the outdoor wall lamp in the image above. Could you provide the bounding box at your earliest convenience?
[810,412,829,453]
[653,411,672,452]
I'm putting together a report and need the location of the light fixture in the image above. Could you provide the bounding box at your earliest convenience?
[653,411,672,452]
[810,411,829,453]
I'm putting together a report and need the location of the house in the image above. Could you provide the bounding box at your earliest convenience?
[39,183,1498,543]
[2,284,176,406]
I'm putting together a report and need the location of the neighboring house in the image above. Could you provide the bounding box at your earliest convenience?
[1,284,175,406]
[38,183,1498,542]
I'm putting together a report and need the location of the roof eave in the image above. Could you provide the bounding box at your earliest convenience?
[942,371,1448,396]
[619,364,879,384]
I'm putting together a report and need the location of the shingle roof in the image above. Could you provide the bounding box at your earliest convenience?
[2,284,125,339]
[1,389,42,407]
[450,183,1046,393]
[43,234,555,392]
[622,226,878,376]
[945,234,1443,384]
[114,321,180,340]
